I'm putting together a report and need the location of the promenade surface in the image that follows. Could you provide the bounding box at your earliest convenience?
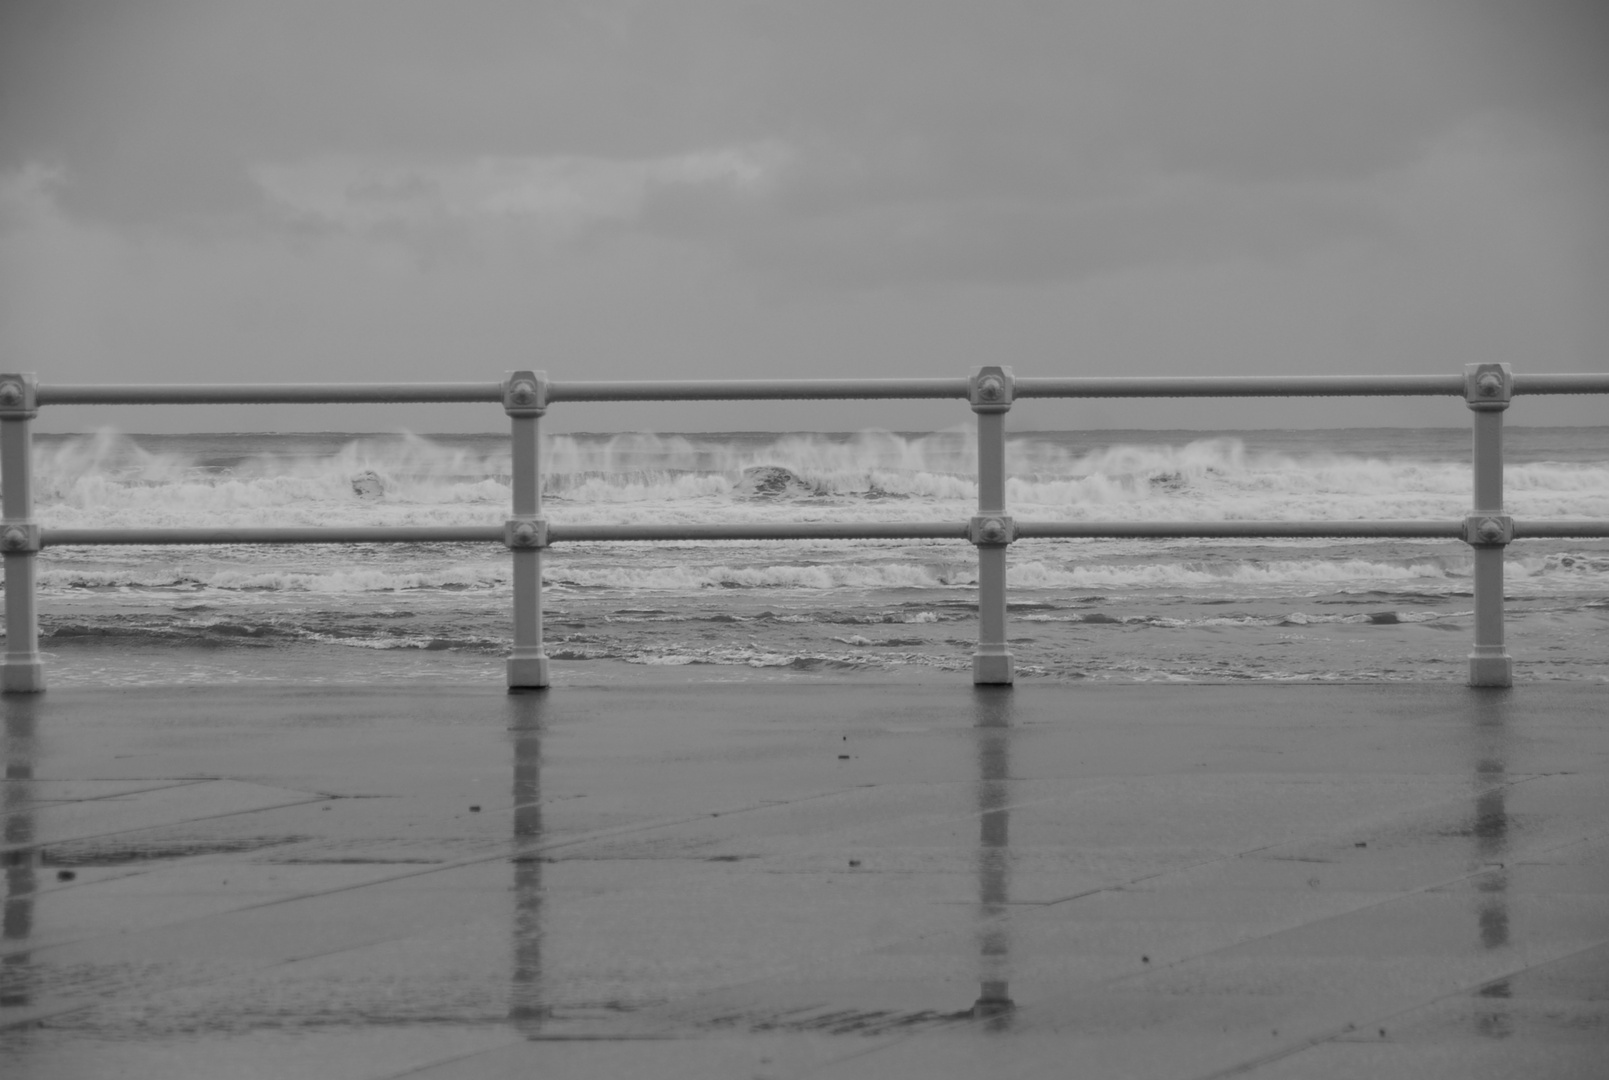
[2,671,1606,1078]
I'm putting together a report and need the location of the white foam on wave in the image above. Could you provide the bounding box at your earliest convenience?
[40,564,505,593]
[548,561,959,591]
[35,549,1607,597]
[23,428,1609,530]
[1009,557,1461,590]
[1018,608,1454,628]
[34,429,511,529]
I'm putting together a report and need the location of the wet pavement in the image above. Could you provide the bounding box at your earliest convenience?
[2,674,1606,1078]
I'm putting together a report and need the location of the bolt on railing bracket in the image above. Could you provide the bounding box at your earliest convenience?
[969,366,1015,413]
[504,518,549,550]
[969,515,1016,546]
[1462,514,1513,547]
[1464,363,1512,410]
[503,370,547,416]
[0,524,41,553]
[0,373,39,420]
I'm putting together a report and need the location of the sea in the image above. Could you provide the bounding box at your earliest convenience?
[17,426,1609,686]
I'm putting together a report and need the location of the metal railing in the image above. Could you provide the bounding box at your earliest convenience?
[3,365,1608,693]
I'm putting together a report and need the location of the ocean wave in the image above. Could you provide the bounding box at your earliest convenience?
[1018,608,1454,628]
[41,614,508,653]
[27,551,1609,596]
[1007,557,1464,591]
[39,565,506,593]
[548,562,963,591]
[25,429,1609,529]
[1517,551,1609,575]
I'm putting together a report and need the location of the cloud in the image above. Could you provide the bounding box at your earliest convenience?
[637,167,1392,291]
[6,1,1578,219]
[5,1,1602,288]
[3,0,1607,426]
[251,142,792,237]
[0,0,775,223]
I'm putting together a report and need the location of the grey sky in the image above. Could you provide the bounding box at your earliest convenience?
[2,0,1606,432]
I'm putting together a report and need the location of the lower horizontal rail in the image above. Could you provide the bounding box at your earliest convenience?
[1015,521,1465,539]
[43,526,505,546]
[38,519,1609,547]
[547,523,967,542]
[1017,520,1609,539]
[1515,521,1609,538]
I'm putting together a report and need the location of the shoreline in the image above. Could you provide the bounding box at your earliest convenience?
[23,639,1609,690]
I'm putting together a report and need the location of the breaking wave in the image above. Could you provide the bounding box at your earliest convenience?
[22,427,1609,530]
[38,553,1595,596]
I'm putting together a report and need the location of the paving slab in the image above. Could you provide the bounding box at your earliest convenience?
[1,675,1606,1078]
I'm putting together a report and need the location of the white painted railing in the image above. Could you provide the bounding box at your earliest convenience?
[3,366,1608,693]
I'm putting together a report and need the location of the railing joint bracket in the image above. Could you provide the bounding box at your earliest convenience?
[969,366,1015,413]
[503,370,548,416]
[504,518,549,550]
[0,374,39,420]
[969,515,1015,546]
[1464,363,1512,410]
[0,523,40,553]
[1462,514,1513,547]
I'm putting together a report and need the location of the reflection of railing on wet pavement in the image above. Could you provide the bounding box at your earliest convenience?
[497,681,1024,1031]
[1,697,36,1009]
[508,695,545,1026]
[1469,692,1513,1039]
[973,688,1016,1025]
[0,667,1026,1026]
[0,675,1564,1037]
[4,367,1609,693]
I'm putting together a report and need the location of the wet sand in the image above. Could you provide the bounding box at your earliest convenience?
[2,665,1607,1078]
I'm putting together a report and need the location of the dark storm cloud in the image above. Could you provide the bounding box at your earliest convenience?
[640,169,1391,289]
[0,0,765,222]
[5,1,1600,225]
[1463,0,1609,138]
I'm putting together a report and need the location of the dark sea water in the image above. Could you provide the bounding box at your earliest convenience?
[13,426,1609,685]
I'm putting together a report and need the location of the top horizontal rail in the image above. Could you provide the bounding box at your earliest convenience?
[27,372,1609,407]
[544,379,970,402]
[1511,373,1609,395]
[37,383,505,405]
[1013,375,1467,398]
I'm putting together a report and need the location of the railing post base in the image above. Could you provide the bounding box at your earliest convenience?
[1467,649,1512,689]
[971,988,1015,1019]
[507,654,550,691]
[972,649,1014,686]
[1,660,45,694]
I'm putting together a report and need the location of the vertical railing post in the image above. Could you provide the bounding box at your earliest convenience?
[969,366,1015,685]
[0,374,44,693]
[504,371,550,690]
[1463,363,1513,688]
